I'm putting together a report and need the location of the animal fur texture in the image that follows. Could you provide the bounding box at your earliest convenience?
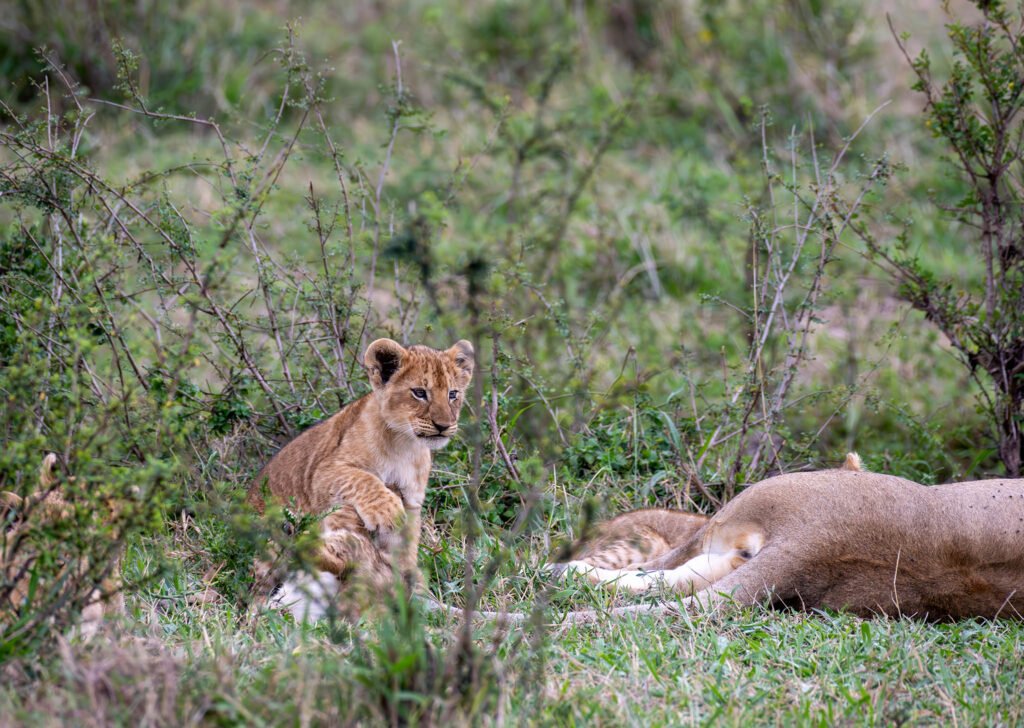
[558,454,1024,620]
[247,337,474,620]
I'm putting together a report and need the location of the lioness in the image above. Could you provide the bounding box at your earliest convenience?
[559,454,1024,620]
[248,337,474,620]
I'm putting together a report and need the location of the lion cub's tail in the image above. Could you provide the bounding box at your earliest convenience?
[842,452,863,472]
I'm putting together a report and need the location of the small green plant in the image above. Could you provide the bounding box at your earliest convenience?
[876,1,1024,475]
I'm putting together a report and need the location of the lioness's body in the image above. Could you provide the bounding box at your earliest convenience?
[565,458,1024,620]
[248,338,473,620]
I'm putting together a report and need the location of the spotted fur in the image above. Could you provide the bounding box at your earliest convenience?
[566,508,709,570]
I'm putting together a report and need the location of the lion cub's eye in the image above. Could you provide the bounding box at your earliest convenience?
[411,388,427,400]
[448,390,459,401]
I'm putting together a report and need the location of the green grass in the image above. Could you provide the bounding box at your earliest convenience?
[4,555,1023,726]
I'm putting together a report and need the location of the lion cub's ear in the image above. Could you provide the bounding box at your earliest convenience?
[365,338,407,389]
[448,340,475,384]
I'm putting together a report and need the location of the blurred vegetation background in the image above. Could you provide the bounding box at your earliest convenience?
[3,0,1024,723]
[1,0,995,476]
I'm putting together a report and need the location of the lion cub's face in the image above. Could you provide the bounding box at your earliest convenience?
[365,338,475,450]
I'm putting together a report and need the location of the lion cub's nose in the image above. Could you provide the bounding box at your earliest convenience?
[432,420,453,434]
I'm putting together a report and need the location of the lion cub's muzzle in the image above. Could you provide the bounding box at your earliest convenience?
[417,426,455,450]
[416,420,456,437]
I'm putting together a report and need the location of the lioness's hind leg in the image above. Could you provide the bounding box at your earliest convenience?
[661,551,746,593]
[575,550,744,594]
[556,551,735,594]
[557,561,657,592]
[682,546,800,615]
[664,528,764,593]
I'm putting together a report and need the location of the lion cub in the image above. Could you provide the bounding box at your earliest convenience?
[2,454,126,640]
[248,338,474,620]
[566,508,709,570]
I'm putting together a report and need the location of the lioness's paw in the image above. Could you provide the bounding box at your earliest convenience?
[555,561,659,592]
[609,571,658,593]
[357,490,406,532]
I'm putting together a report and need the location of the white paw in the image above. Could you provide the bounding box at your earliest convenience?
[584,565,661,592]
[609,571,659,593]
[272,570,339,623]
[556,560,601,582]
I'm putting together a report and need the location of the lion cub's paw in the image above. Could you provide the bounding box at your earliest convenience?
[556,561,660,593]
[357,489,406,533]
[558,560,602,584]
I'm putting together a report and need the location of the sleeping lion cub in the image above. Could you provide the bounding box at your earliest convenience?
[248,337,474,620]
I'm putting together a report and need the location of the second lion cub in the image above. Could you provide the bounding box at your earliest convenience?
[248,337,474,620]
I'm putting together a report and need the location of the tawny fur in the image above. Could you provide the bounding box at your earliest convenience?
[570,508,708,569]
[248,338,474,619]
[560,453,1024,620]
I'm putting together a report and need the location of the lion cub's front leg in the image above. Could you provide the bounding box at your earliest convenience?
[318,463,406,533]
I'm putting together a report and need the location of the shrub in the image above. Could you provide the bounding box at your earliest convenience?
[873,1,1024,475]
